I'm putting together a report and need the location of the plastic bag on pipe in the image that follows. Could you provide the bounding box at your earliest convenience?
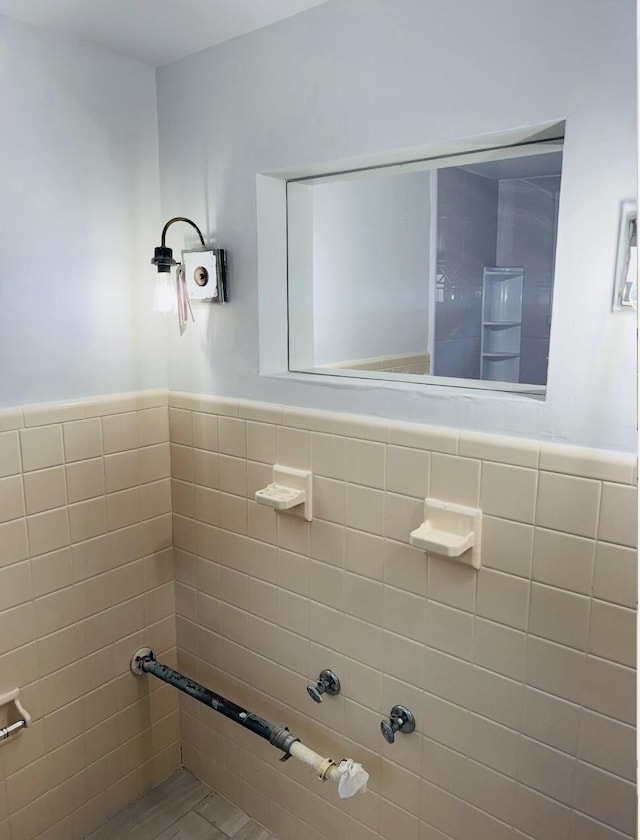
[337,759,369,798]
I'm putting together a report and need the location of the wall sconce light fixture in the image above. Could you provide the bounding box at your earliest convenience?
[151,216,228,328]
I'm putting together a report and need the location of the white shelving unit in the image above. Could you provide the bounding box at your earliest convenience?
[480,267,524,382]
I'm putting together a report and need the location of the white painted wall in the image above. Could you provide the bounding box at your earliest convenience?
[156,0,637,450]
[0,15,166,409]
[310,171,430,366]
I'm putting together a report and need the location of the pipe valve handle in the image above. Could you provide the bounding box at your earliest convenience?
[307,685,323,703]
[381,705,415,745]
[307,669,341,704]
[381,719,396,744]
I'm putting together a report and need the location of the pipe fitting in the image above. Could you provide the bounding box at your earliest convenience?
[307,669,341,703]
[381,705,415,744]
[130,647,155,675]
[269,726,300,757]
[316,756,337,781]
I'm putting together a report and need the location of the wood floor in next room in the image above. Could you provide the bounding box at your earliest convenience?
[88,769,279,840]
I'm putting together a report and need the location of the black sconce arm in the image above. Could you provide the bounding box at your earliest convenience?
[152,216,206,273]
[160,216,206,248]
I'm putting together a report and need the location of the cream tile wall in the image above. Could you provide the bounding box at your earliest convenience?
[0,392,179,840]
[169,392,637,840]
[0,388,635,840]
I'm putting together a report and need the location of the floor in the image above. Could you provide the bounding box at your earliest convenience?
[88,769,279,840]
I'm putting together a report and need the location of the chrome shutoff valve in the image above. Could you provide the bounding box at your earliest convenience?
[381,705,415,744]
[307,669,341,703]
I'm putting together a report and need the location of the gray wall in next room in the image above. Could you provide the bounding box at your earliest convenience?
[497,176,560,385]
[434,167,498,379]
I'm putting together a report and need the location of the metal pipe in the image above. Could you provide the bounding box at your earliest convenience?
[130,648,369,797]
[130,649,299,757]
[0,720,26,742]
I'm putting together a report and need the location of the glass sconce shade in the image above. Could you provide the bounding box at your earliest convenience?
[153,271,175,316]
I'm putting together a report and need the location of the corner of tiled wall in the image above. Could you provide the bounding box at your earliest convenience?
[0,390,180,840]
[0,388,637,840]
